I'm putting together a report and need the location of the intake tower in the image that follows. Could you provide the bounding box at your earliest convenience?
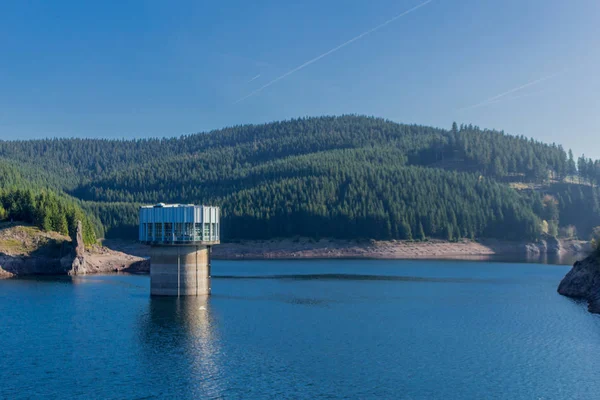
[139,204,220,296]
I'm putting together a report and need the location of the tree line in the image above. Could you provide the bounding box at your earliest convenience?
[0,188,99,245]
[577,155,600,187]
[0,116,580,188]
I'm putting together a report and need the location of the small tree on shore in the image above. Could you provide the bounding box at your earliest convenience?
[417,222,426,241]
[559,225,577,239]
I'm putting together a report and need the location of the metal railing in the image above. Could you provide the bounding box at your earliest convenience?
[142,234,219,243]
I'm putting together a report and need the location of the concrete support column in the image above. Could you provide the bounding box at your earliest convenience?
[150,245,211,296]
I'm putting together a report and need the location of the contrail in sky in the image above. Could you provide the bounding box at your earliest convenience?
[247,74,261,83]
[459,73,561,111]
[234,0,433,104]
[482,88,554,106]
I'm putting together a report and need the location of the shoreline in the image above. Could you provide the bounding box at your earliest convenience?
[105,237,590,263]
[2,234,591,279]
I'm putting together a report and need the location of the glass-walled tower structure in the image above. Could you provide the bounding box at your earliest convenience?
[139,204,220,296]
[139,204,220,244]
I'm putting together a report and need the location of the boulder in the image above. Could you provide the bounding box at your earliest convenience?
[558,252,600,313]
[545,236,562,255]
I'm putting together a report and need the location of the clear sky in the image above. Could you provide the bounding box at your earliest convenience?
[1,0,598,158]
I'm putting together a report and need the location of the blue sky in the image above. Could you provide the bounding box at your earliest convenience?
[1,0,598,158]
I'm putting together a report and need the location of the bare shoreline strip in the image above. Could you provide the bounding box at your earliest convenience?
[209,238,588,263]
[105,237,590,262]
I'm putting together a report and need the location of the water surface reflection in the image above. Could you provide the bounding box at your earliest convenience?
[138,296,226,398]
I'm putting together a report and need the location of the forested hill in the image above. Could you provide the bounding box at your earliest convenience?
[0,115,598,242]
[0,116,578,185]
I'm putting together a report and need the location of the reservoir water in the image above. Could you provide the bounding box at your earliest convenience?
[1,259,599,399]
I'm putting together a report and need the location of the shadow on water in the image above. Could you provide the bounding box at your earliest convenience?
[213,274,513,284]
[210,272,522,308]
[5,273,146,287]
[485,252,583,266]
[137,296,227,398]
[4,275,76,284]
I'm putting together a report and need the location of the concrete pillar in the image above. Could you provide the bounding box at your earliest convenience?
[150,245,211,296]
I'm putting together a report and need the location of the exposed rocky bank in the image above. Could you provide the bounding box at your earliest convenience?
[210,237,589,261]
[558,251,600,313]
[1,221,590,279]
[105,236,589,262]
[0,223,148,278]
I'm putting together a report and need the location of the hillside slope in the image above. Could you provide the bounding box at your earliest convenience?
[0,116,597,242]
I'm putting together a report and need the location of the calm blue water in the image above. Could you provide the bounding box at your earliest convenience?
[1,259,599,399]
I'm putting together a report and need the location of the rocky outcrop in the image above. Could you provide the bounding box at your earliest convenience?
[0,266,14,278]
[1,254,65,275]
[0,224,69,276]
[63,221,149,275]
[558,252,600,313]
[64,221,89,276]
[524,236,564,256]
[0,222,148,278]
[66,245,149,275]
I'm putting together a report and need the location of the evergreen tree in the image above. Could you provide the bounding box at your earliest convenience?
[418,222,426,241]
[567,149,577,177]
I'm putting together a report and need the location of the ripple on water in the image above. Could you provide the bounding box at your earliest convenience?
[1,259,599,399]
